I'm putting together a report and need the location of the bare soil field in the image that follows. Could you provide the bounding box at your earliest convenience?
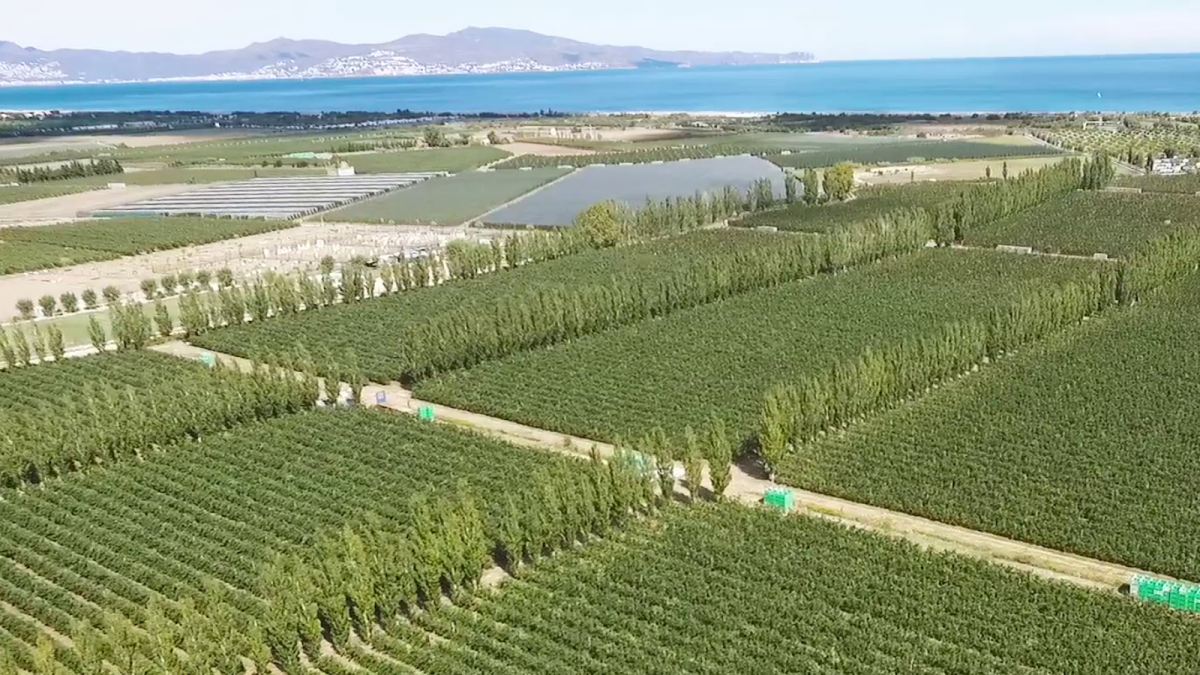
[0,223,497,312]
[500,142,597,157]
[0,130,254,158]
[0,183,199,224]
[856,156,1066,185]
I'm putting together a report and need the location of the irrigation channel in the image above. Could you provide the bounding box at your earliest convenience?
[150,340,1169,594]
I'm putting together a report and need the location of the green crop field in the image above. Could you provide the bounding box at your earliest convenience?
[779,274,1200,582]
[351,505,1200,675]
[0,408,609,668]
[1114,174,1200,194]
[736,181,983,232]
[0,240,120,275]
[0,182,102,205]
[964,191,1200,256]
[329,168,570,224]
[1037,126,1200,158]
[191,229,816,380]
[345,146,510,174]
[414,249,1103,443]
[0,350,314,486]
[0,216,294,269]
[494,139,1060,170]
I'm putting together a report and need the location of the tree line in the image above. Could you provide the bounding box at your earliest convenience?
[0,355,317,489]
[392,208,933,382]
[756,220,1200,478]
[0,158,124,184]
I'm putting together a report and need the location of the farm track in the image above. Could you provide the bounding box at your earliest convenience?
[950,242,1121,263]
[151,341,1162,595]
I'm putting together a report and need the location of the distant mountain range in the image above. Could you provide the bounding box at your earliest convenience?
[0,27,815,85]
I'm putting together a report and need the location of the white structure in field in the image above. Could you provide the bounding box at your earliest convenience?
[1152,157,1194,176]
[90,172,446,220]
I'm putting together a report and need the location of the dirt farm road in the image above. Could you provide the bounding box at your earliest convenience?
[153,340,1165,594]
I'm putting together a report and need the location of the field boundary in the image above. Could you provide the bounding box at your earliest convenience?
[472,168,576,225]
[149,340,1171,594]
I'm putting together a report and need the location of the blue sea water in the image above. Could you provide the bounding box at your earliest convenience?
[1,53,1198,114]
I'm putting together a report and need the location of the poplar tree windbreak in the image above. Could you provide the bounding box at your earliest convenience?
[803,168,821,205]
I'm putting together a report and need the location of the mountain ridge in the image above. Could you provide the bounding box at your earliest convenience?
[0,27,816,85]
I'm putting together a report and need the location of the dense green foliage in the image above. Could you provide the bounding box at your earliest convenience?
[342,146,510,173]
[736,181,985,232]
[414,250,1103,443]
[1114,174,1200,194]
[0,158,123,184]
[1036,125,1200,160]
[355,505,1200,675]
[493,140,1059,169]
[964,191,1200,256]
[0,409,649,670]
[329,168,570,224]
[780,274,1200,581]
[190,229,820,379]
[0,350,314,487]
[0,240,120,275]
[0,216,294,266]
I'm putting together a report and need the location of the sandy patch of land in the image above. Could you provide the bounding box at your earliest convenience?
[0,223,497,312]
[856,156,1067,185]
[501,142,597,157]
[0,131,252,158]
[0,184,199,224]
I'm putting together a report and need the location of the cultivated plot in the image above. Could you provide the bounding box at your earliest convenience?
[0,408,588,664]
[192,230,791,380]
[413,249,1104,443]
[359,505,1200,675]
[329,168,570,225]
[736,181,983,232]
[484,156,786,226]
[92,174,441,219]
[345,146,510,174]
[963,191,1200,256]
[1114,174,1200,194]
[781,274,1200,581]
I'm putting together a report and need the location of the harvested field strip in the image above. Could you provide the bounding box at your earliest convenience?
[330,168,570,225]
[0,183,101,205]
[413,249,1104,443]
[963,191,1200,256]
[345,146,510,174]
[780,273,1200,582]
[363,506,1200,675]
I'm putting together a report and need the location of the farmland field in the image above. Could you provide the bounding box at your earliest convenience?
[0,240,120,275]
[483,156,785,226]
[191,229,813,380]
[0,408,599,667]
[344,146,510,173]
[778,274,1200,582]
[735,181,982,232]
[1113,174,1200,194]
[354,505,1200,675]
[414,249,1104,443]
[963,191,1200,256]
[493,139,1060,170]
[0,216,295,267]
[0,350,313,486]
[0,182,102,205]
[329,167,570,224]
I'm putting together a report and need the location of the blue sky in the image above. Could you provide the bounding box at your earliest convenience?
[6,0,1198,59]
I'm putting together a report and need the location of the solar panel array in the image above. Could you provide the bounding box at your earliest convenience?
[92,173,446,220]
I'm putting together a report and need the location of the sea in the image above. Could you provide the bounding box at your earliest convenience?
[1,53,1198,115]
